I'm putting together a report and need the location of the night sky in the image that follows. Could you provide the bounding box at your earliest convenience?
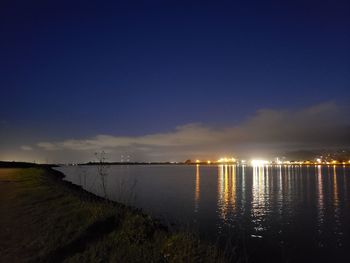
[1,0,349,162]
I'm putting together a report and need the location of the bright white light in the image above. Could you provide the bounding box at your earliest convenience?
[251,159,269,166]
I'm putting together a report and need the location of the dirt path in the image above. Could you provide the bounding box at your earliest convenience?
[0,169,38,262]
[0,168,117,262]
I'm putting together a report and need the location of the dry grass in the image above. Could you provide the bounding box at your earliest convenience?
[0,168,227,263]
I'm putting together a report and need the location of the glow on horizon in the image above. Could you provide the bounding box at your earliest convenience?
[217,157,236,163]
[251,159,269,166]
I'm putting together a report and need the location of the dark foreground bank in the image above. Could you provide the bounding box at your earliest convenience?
[0,166,227,262]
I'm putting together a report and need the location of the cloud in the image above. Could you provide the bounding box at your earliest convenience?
[37,142,60,151]
[37,123,219,151]
[36,102,350,161]
[20,145,33,151]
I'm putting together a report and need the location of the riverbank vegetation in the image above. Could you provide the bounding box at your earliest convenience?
[0,166,227,262]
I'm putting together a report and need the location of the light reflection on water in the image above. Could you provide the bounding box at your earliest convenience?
[317,165,324,240]
[217,165,237,223]
[194,164,200,214]
[56,164,350,262]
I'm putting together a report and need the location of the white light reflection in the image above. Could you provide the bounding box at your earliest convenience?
[241,165,246,212]
[278,165,283,217]
[231,165,236,209]
[333,165,342,247]
[251,164,268,234]
[317,165,324,244]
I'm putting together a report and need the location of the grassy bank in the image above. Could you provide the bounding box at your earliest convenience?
[0,167,226,262]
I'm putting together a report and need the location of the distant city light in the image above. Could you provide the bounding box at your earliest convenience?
[217,157,236,163]
[251,159,269,166]
[275,157,283,164]
[188,156,349,166]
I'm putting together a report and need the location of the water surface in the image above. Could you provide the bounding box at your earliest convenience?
[56,164,350,262]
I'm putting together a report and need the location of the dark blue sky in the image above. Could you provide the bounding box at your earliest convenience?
[1,0,349,162]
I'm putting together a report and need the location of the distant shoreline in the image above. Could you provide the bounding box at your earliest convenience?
[1,160,349,168]
[77,162,350,166]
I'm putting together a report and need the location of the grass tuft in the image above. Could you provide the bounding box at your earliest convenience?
[0,168,228,262]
